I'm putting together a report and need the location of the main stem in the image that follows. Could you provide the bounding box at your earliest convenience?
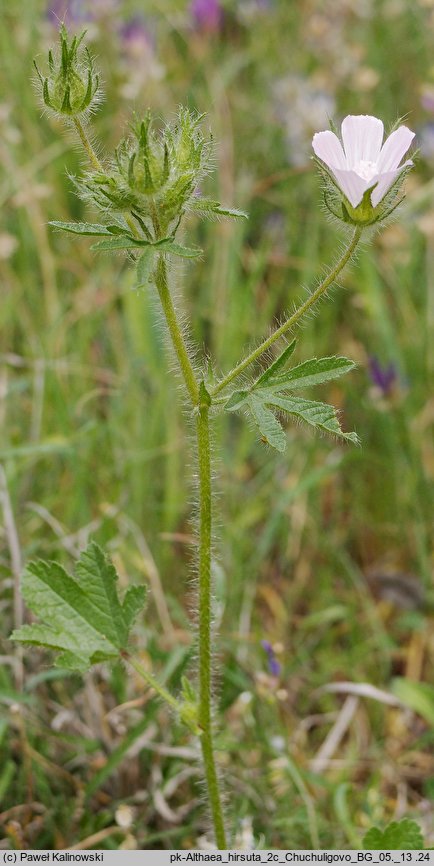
[155,256,226,848]
[73,114,226,842]
[212,226,362,396]
[197,393,227,849]
[75,106,225,837]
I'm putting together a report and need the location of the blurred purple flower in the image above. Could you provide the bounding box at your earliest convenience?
[418,122,434,162]
[120,15,153,50]
[47,0,118,25]
[190,0,223,33]
[117,13,163,98]
[421,88,434,114]
[46,0,88,24]
[261,640,281,677]
[368,356,397,395]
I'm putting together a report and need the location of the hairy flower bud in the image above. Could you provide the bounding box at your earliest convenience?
[75,108,213,238]
[34,25,100,118]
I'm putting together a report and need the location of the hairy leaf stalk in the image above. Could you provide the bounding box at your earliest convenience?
[212,226,362,397]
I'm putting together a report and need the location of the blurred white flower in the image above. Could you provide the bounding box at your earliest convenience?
[0,234,18,260]
[115,803,134,829]
[274,75,335,167]
[312,114,415,208]
[234,817,255,849]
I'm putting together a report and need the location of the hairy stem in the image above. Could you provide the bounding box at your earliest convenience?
[73,116,102,171]
[155,257,226,846]
[197,389,227,849]
[155,256,199,405]
[212,226,362,397]
[73,118,226,842]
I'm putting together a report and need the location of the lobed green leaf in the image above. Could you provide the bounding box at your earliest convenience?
[49,221,122,237]
[156,240,202,258]
[135,248,155,289]
[261,356,356,392]
[91,237,142,251]
[50,221,202,259]
[224,351,358,451]
[250,397,287,452]
[11,542,146,672]
[212,205,248,219]
[224,390,250,411]
[254,340,297,387]
[363,819,424,850]
[266,394,360,444]
[189,199,248,220]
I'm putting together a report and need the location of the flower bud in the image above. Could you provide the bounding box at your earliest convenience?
[75,108,212,238]
[34,25,100,118]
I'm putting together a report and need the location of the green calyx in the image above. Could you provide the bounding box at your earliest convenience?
[341,186,378,226]
[316,157,410,228]
[340,186,393,227]
[34,25,99,117]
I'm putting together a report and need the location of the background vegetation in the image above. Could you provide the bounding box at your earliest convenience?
[0,0,433,850]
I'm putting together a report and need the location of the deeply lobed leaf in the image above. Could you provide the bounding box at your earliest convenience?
[255,340,297,387]
[49,222,202,259]
[266,394,360,444]
[11,542,146,672]
[250,398,287,452]
[224,352,358,451]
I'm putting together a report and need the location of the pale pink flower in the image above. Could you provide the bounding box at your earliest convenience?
[312,115,415,209]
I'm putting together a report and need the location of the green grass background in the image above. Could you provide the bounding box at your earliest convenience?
[0,0,433,850]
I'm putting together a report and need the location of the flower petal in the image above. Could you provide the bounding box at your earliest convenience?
[370,161,412,207]
[329,167,369,208]
[341,115,384,166]
[377,126,415,173]
[312,130,346,169]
